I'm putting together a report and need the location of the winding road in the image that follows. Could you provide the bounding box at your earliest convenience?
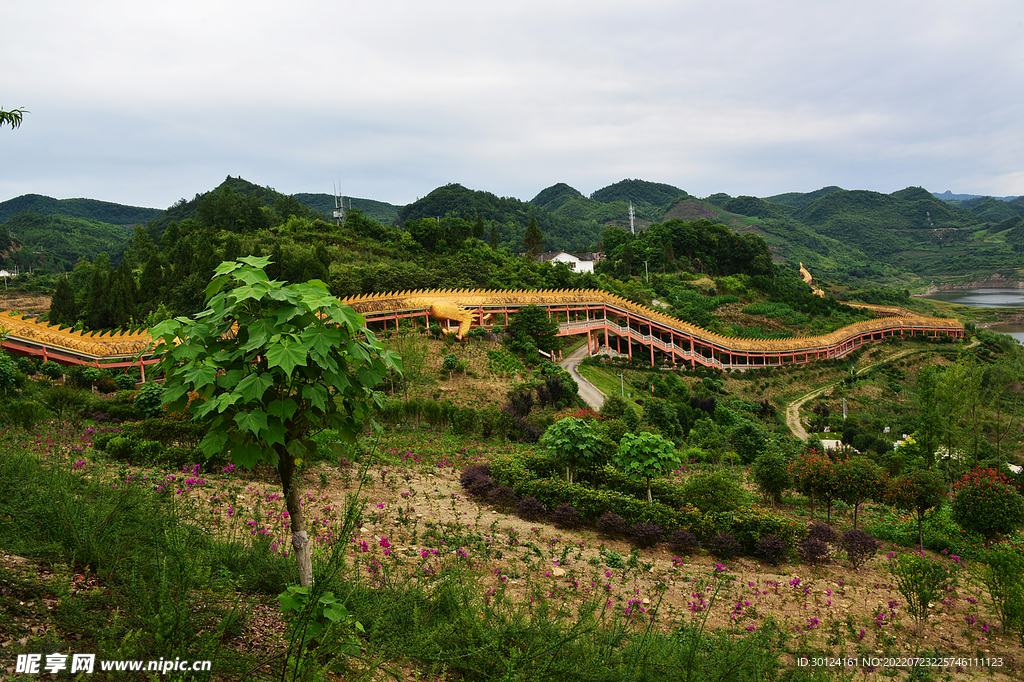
[559,345,606,410]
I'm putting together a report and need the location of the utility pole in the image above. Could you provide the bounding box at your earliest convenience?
[628,202,635,236]
[618,373,625,397]
[643,260,649,283]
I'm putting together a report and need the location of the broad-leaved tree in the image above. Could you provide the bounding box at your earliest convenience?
[151,256,401,586]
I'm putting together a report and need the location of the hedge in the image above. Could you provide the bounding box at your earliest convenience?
[488,452,805,548]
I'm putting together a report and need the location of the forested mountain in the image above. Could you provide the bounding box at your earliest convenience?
[0,212,134,273]
[4,175,1024,296]
[292,193,401,226]
[145,176,316,237]
[589,179,688,209]
[764,186,844,210]
[0,194,163,226]
[956,197,1024,223]
[933,190,1022,202]
[529,183,585,212]
[395,183,604,253]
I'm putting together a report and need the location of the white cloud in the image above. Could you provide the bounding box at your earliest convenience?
[1,0,1022,208]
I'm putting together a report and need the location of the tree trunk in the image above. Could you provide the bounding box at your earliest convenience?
[278,453,313,587]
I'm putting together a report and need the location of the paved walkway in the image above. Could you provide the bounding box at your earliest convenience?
[559,344,605,410]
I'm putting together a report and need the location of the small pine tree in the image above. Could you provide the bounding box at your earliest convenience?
[522,217,543,259]
[49,277,79,327]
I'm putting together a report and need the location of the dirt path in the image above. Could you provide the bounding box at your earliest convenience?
[783,340,977,439]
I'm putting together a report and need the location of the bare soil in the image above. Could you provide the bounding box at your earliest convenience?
[274,455,1022,679]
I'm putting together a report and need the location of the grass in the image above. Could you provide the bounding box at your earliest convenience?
[576,364,642,413]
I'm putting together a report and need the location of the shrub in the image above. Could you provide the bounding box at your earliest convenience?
[680,470,747,513]
[798,537,830,565]
[729,422,767,464]
[517,496,547,521]
[505,412,542,443]
[422,400,452,429]
[104,436,137,461]
[806,522,838,545]
[981,544,1024,632]
[889,551,959,632]
[668,528,700,555]
[752,451,790,504]
[715,508,806,552]
[596,512,628,537]
[133,383,165,419]
[599,394,630,420]
[708,532,742,559]
[478,405,499,440]
[0,400,48,431]
[460,465,494,497]
[753,535,788,565]
[15,356,36,375]
[113,373,137,391]
[628,522,662,549]
[951,467,1024,545]
[550,503,581,529]
[486,484,518,511]
[40,361,64,379]
[451,406,477,435]
[839,529,880,570]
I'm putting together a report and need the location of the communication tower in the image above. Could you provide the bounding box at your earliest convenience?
[333,182,345,226]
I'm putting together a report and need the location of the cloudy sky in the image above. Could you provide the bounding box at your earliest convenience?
[2,0,1022,210]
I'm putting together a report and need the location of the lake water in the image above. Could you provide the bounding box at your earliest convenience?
[922,288,1024,343]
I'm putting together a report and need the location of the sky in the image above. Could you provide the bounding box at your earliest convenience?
[2,0,1023,210]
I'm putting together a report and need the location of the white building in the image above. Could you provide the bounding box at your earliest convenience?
[537,251,597,274]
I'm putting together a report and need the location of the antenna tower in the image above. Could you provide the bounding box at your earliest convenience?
[333,181,345,226]
[628,202,635,235]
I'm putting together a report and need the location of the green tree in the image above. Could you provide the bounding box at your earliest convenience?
[914,366,942,466]
[729,421,767,464]
[522,217,543,259]
[831,456,885,529]
[936,361,980,480]
[507,304,561,356]
[84,254,112,329]
[887,468,946,549]
[540,416,606,484]
[752,450,791,504]
[138,253,166,315]
[151,256,401,586]
[615,431,679,503]
[787,448,834,521]
[48,278,79,327]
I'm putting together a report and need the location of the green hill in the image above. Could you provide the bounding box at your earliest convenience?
[0,194,163,225]
[589,179,688,209]
[293,193,401,226]
[396,183,603,253]
[0,211,133,272]
[765,186,844,209]
[529,183,585,212]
